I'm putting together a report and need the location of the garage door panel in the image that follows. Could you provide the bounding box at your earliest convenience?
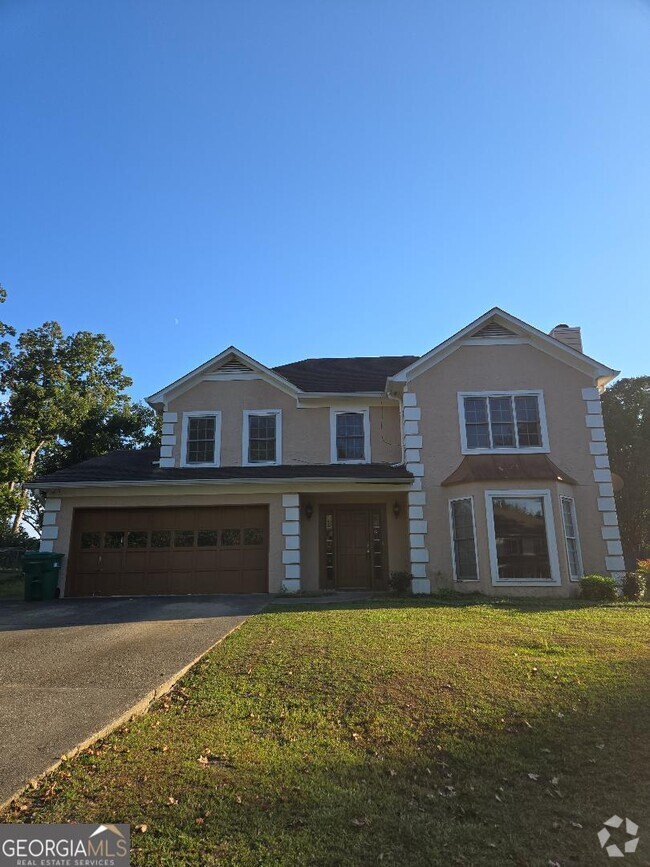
[69,506,268,596]
[195,550,219,570]
[123,552,148,573]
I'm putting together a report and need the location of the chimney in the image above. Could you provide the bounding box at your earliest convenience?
[550,323,583,353]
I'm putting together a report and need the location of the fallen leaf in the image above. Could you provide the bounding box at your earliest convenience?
[551,776,560,786]
[351,817,370,827]
[528,773,539,781]
[195,817,204,826]
[570,821,583,829]
[135,824,147,833]
[167,796,178,806]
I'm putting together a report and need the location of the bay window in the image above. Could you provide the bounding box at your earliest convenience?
[485,490,561,585]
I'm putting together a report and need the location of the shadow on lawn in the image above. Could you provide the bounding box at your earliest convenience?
[153,672,649,867]
[267,594,650,615]
[5,647,649,867]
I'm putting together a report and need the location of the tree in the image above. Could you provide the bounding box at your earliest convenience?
[601,376,650,568]
[0,317,158,534]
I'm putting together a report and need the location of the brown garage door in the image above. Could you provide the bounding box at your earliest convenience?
[67,506,268,596]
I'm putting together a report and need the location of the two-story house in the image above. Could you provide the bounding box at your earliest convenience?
[31,308,623,598]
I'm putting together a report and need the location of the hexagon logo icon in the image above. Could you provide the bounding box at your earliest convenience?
[597,815,640,857]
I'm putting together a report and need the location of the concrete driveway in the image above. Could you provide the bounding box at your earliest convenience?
[0,594,269,805]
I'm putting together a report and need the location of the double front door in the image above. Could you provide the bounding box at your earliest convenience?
[321,505,386,590]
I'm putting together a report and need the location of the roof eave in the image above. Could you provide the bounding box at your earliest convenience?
[28,475,413,490]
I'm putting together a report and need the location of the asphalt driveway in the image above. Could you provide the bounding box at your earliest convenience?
[0,594,269,805]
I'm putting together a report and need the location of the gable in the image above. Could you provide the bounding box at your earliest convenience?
[387,307,617,391]
[146,347,299,409]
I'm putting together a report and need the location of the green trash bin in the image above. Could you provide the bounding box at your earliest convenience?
[23,552,63,602]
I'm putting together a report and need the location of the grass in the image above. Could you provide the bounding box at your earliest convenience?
[0,569,23,598]
[3,598,649,866]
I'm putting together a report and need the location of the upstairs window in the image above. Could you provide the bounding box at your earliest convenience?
[181,412,221,467]
[331,409,370,463]
[458,391,547,453]
[243,410,282,465]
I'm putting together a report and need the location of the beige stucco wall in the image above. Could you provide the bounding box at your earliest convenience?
[167,379,402,466]
[411,343,607,595]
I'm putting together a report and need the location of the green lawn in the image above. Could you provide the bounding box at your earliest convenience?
[3,599,649,866]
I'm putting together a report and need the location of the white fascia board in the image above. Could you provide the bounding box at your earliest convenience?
[146,345,300,407]
[386,307,618,387]
[297,392,393,408]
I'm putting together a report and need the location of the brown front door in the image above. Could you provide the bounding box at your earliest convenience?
[67,506,268,596]
[336,508,372,589]
[321,505,386,590]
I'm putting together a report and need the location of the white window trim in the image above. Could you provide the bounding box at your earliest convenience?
[242,409,282,466]
[484,489,562,587]
[559,495,584,582]
[448,496,480,582]
[180,411,222,468]
[329,407,371,464]
[457,390,550,455]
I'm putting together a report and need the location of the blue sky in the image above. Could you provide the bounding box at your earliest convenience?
[1,0,649,402]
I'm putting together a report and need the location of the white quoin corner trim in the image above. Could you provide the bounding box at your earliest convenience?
[281,494,301,592]
[581,387,625,580]
[160,411,178,467]
[403,389,431,594]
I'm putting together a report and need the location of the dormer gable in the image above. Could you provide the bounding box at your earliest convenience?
[146,346,299,411]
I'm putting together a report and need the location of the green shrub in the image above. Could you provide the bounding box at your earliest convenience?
[621,571,647,602]
[389,571,412,595]
[580,574,619,602]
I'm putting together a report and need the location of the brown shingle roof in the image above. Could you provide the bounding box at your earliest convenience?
[272,356,418,392]
[30,448,412,486]
[441,454,577,487]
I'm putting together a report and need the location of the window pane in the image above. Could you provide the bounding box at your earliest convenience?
[492,497,551,580]
[464,397,491,449]
[514,396,541,447]
[561,497,582,579]
[127,531,148,548]
[248,414,276,463]
[151,530,171,548]
[488,397,515,447]
[567,537,581,577]
[464,397,488,423]
[197,529,219,547]
[186,415,216,464]
[80,532,101,549]
[451,499,478,580]
[336,412,365,460]
[221,529,241,546]
[174,530,195,547]
[104,531,124,549]
[561,498,575,536]
[466,423,491,449]
[244,528,264,545]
